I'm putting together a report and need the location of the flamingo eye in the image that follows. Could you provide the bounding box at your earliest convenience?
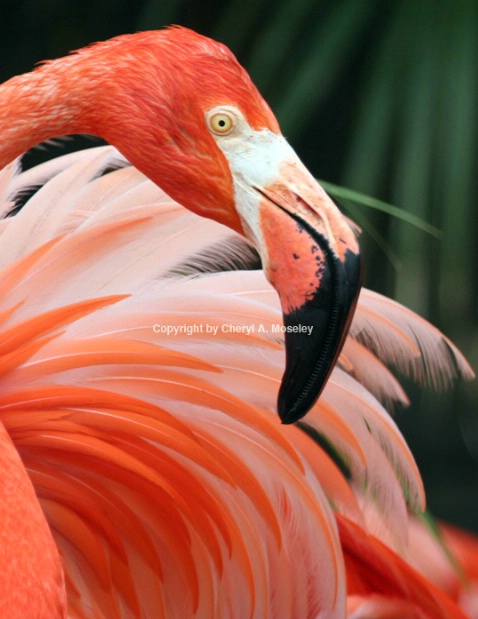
[208,112,235,135]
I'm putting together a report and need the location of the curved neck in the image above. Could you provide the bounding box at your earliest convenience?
[0,57,104,168]
[0,422,66,616]
[0,33,244,233]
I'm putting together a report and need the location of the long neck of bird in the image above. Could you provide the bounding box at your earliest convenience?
[0,45,172,206]
[0,35,244,233]
[0,53,109,169]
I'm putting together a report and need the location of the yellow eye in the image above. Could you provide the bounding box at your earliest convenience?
[208,112,234,135]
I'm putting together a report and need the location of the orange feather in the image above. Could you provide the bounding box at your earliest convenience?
[0,146,471,617]
[0,26,475,619]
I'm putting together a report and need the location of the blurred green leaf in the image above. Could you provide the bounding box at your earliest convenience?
[322,180,442,237]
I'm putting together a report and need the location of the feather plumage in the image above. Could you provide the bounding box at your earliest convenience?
[350,290,474,391]
[0,146,473,617]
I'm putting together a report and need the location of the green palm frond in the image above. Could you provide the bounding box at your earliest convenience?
[322,180,442,238]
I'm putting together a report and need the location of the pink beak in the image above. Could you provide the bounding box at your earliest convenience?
[255,161,362,423]
[211,123,361,423]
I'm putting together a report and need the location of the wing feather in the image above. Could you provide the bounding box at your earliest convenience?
[352,290,475,390]
[0,147,474,617]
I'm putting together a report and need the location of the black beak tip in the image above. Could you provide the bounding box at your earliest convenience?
[276,247,362,424]
[278,394,313,425]
[276,302,335,425]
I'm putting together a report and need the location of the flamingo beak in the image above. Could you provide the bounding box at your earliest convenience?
[215,127,362,423]
[255,165,362,423]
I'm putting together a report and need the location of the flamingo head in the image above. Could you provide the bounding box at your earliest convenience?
[91,27,362,423]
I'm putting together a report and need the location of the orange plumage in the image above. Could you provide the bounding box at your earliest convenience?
[0,27,475,618]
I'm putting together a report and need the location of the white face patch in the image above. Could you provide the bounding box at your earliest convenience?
[205,105,295,249]
[205,105,358,261]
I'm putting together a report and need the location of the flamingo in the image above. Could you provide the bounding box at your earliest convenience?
[0,26,475,619]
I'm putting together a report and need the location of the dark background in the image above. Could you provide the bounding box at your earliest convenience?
[1,0,477,531]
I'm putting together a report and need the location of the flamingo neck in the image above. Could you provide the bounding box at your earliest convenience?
[0,58,97,168]
[0,422,66,616]
[0,34,244,233]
